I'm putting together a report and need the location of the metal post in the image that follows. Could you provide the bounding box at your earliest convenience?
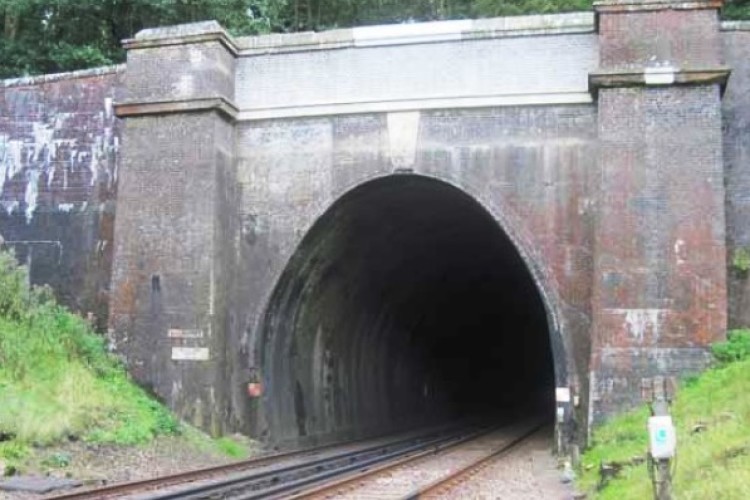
[646,377,674,500]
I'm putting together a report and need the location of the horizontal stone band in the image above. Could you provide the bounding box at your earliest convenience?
[114,97,239,121]
[589,67,731,95]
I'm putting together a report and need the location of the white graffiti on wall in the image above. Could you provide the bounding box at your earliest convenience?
[0,92,118,223]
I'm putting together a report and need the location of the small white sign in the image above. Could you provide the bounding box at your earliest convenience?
[556,387,571,403]
[171,347,210,361]
[168,328,204,339]
[649,415,676,459]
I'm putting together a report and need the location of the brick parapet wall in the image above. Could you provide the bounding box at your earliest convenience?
[0,66,123,328]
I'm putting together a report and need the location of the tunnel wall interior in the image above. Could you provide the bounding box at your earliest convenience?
[259,176,555,446]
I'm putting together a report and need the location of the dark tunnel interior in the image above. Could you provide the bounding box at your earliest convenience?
[260,176,556,445]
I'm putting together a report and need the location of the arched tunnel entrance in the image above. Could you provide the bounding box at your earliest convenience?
[258,175,558,445]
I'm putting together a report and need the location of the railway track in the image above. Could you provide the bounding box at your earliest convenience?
[287,419,544,499]
[47,421,494,500]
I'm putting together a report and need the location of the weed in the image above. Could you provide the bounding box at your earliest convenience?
[41,452,72,468]
[215,437,248,459]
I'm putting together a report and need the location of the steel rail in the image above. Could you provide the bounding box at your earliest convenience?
[47,422,467,500]
[401,421,546,499]
[280,424,508,500]
[145,425,493,500]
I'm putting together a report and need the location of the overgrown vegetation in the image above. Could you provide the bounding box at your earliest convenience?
[3,0,750,78]
[578,330,750,499]
[0,251,180,467]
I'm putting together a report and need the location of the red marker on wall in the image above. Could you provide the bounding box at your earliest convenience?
[247,382,263,398]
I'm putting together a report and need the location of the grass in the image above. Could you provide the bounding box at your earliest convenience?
[0,251,183,468]
[579,334,750,499]
[215,437,249,459]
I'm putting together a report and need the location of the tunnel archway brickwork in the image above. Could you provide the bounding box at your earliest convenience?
[258,176,561,444]
[234,107,597,447]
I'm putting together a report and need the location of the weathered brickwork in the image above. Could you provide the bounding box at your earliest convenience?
[233,107,596,444]
[109,25,237,435]
[0,67,122,329]
[599,8,722,69]
[109,112,235,434]
[592,86,726,421]
[0,3,746,447]
[722,26,750,327]
[591,0,727,423]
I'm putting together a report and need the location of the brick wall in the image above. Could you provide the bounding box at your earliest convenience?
[0,67,122,329]
[591,1,727,422]
[722,26,750,328]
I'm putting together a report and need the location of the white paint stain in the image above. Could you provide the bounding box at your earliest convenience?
[387,111,420,170]
[90,135,102,186]
[0,139,24,194]
[32,122,55,161]
[674,239,687,265]
[610,308,666,343]
[24,169,40,222]
[0,93,118,223]
[1,201,19,215]
[175,74,195,97]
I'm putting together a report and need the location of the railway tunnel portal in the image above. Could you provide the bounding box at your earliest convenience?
[100,1,734,452]
[257,176,559,445]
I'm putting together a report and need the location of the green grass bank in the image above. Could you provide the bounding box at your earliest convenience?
[578,330,750,499]
[0,252,245,472]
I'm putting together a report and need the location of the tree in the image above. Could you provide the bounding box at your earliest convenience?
[1,0,747,78]
[0,0,288,78]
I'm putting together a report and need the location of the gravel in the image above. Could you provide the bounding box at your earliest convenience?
[436,429,579,499]
[0,434,260,499]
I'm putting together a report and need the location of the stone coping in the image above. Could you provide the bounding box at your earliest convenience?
[0,65,124,88]
[721,20,750,31]
[594,0,723,12]
[235,12,595,54]
[124,20,239,54]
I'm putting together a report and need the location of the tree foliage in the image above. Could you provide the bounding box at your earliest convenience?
[0,0,286,77]
[1,0,749,78]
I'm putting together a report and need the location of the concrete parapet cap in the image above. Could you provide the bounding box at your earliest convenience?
[114,97,238,122]
[721,20,750,31]
[1,64,124,88]
[235,12,594,54]
[594,0,723,12]
[589,66,730,95]
[123,20,239,55]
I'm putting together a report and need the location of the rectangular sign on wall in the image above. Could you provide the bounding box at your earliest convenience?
[556,387,571,403]
[171,347,210,361]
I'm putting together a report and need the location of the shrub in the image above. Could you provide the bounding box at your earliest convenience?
[712,329,750,364]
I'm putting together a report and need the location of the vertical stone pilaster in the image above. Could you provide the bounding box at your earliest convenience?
[109,22,238,434]
[589,0,729,424]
